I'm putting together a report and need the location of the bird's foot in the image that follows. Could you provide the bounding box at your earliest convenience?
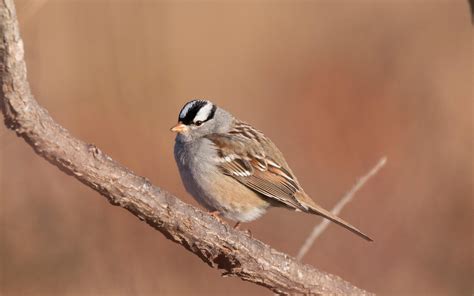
[244,228,252,237]
[233,222,252,236]
[209,210,224,224]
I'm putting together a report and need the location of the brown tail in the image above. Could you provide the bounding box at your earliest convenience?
[308,203,373,241]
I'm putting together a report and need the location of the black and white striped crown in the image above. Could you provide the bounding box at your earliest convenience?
[178,99,217,125]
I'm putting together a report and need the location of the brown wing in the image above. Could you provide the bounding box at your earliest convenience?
[205,124,308,211]
[205,122,373,241]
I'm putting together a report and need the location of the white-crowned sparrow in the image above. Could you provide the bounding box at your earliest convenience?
[171,99,372,241]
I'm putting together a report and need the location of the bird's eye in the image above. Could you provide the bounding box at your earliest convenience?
[194,120,203,126]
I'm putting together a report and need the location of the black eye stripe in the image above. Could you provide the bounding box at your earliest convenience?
[198,104,217,124]
[179,100,208,125]
[179,100,216,126]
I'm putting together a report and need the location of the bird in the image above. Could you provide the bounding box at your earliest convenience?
[171,99,372,241]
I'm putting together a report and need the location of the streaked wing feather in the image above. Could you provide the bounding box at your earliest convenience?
[205,128,305,210]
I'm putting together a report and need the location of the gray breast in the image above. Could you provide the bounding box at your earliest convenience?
[174,137,220,210]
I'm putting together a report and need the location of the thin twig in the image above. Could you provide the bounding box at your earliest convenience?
[297,157,387,261]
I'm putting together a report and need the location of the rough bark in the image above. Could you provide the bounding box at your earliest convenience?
[0,0,372,294]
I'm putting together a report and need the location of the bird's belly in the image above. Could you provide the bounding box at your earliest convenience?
[202,175,270,222]
[175,142,269,222]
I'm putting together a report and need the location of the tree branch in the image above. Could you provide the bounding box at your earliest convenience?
[0,1,372,294]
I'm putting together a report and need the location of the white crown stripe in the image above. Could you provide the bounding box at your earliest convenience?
[194,102,214,122]
[179,101,197,119]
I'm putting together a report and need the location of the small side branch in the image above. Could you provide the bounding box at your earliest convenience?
[297,157,387,261]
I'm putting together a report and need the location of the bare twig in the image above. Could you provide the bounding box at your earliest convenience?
[0,0,374,294]
[297,157,387,261]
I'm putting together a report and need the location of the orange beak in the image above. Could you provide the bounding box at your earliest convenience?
[170,122,188,133]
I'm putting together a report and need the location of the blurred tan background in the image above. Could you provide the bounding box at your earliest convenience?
[1,1,472,295]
